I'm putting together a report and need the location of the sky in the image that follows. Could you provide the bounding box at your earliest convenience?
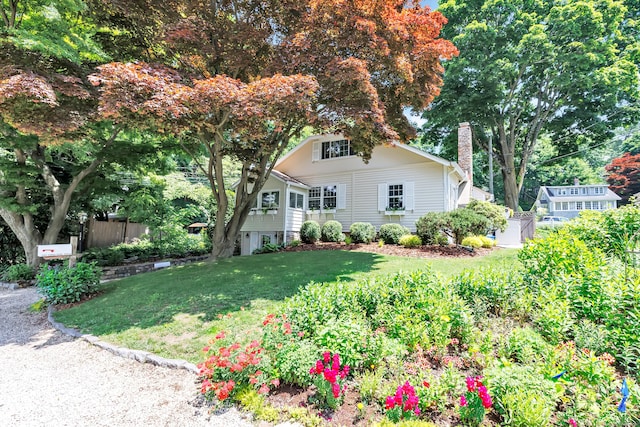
[423,0,439,10]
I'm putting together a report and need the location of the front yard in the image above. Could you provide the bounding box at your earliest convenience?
[52,205,640,426]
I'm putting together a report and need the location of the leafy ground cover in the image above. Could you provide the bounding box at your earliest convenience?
[54,248,513,362]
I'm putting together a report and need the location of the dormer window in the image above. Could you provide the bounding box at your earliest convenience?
[321,140,354,159]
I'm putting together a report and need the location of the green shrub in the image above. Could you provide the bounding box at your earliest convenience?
[497,327,552,365]
[270,340,321,387]
[479,235,496,248]
[452,268,525,318]
[487,364,557,427]
[2,263,35,282]
[36,262,102,305]
[466,200,508,232]
[415,212,447,245]
[300,220,321,243]
[399,234,422,248]
[349,222,376,243]
[321,220,344,242]
[253,243,282,254]
[461,236,483,249]
[443,209,490,244]
[378,223,410,244]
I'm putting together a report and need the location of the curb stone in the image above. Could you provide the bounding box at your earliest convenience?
[47,305,199,375]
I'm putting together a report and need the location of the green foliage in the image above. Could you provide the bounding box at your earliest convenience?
[467,200,508,232]
[452,268,525,318]
[36,262,102,305]
[349,222,376,244]
[563,204,640,265]
[497,328,552,366]
[487,364,557,427]
[320,220,344,243]
[82,231,210,266]
[1,263,35,282]
[286,270,474,367]
[461,236,483,249]
[399,234,421,248]
[253,243,282,254]
[300,220,321,243]
[444,209,490,244]
[415,212,447,245]
[378,223,410,245]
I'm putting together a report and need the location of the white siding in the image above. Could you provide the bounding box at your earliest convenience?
[240,176,286,232]
[294,163,444,232]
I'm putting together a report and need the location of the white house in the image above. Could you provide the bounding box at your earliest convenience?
[535,183,620,219]
[239,123,481,255]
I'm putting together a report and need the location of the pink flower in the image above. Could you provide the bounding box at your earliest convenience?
[465,376,476,392]
[258,383,270,394]
[460,395,468,407]
[385,395,396,410]
[331,382,341,398]
[569,419,577,427]
[323,368,337,384]
[323,352,331,364]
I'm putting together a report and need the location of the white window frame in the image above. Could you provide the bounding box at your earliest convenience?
[260,190,280,209]
[570,188,579,195]
[378,182,415,212]
[289,191,305,209]
[307,184,346,211]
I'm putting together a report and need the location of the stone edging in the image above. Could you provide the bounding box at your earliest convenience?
[47,305,199,375]
[0,281,20,290]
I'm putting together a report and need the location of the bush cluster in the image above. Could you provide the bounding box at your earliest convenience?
[1,263,35,282]
[82,230,210,266]
[36,262,102,305]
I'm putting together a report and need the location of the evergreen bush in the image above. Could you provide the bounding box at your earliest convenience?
[300,220,321,243]
[349,222,376,243]
[378,223,410,244]
[321,220,344,242]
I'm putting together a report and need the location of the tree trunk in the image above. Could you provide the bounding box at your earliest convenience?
[501,167,520,211]
[0,210,43,267]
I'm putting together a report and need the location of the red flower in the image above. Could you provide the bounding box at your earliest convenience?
[331,382,341,398]
[323,368,337,384]
[323,352,331,364]
[423,381,430,388]
[215,331,226,340]
[258,383,270,394]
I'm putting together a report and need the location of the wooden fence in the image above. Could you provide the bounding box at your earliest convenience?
[514,212,536,242]
[85,219,149,249]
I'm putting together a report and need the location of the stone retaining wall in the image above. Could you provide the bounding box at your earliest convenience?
[101,255,209,281]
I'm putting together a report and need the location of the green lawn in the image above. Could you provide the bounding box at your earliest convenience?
[54,248,519,362]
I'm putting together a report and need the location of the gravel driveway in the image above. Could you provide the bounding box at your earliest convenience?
[0,287,255,427]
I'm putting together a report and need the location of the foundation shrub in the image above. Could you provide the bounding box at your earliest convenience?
[466,199,508,233]
[300,220,321,243]
[349,222,376,243]
[461,236,483,249]
[321,220,344,243]
[2,263,35,282]
[443,209,490,244]
[379,223,410,244]
[399,234,422,248]
[415,212,447,245]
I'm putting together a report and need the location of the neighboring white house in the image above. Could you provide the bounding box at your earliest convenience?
[535,184,620,219]
[239,123,483,255]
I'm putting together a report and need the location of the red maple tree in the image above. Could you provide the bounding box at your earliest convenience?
[606,152,640,204]
[90,0,457,259]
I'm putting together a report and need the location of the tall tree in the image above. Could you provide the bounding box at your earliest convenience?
[606,152,640,204]
[421,0,639,209]
[0,1,164,265]
[91,0,457,259]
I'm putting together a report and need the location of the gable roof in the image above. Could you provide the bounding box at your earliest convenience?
[538,185,621,202]
[269,170,310,188]
[275,134,467,182]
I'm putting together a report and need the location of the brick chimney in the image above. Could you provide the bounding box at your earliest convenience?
[458,122,473,204]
